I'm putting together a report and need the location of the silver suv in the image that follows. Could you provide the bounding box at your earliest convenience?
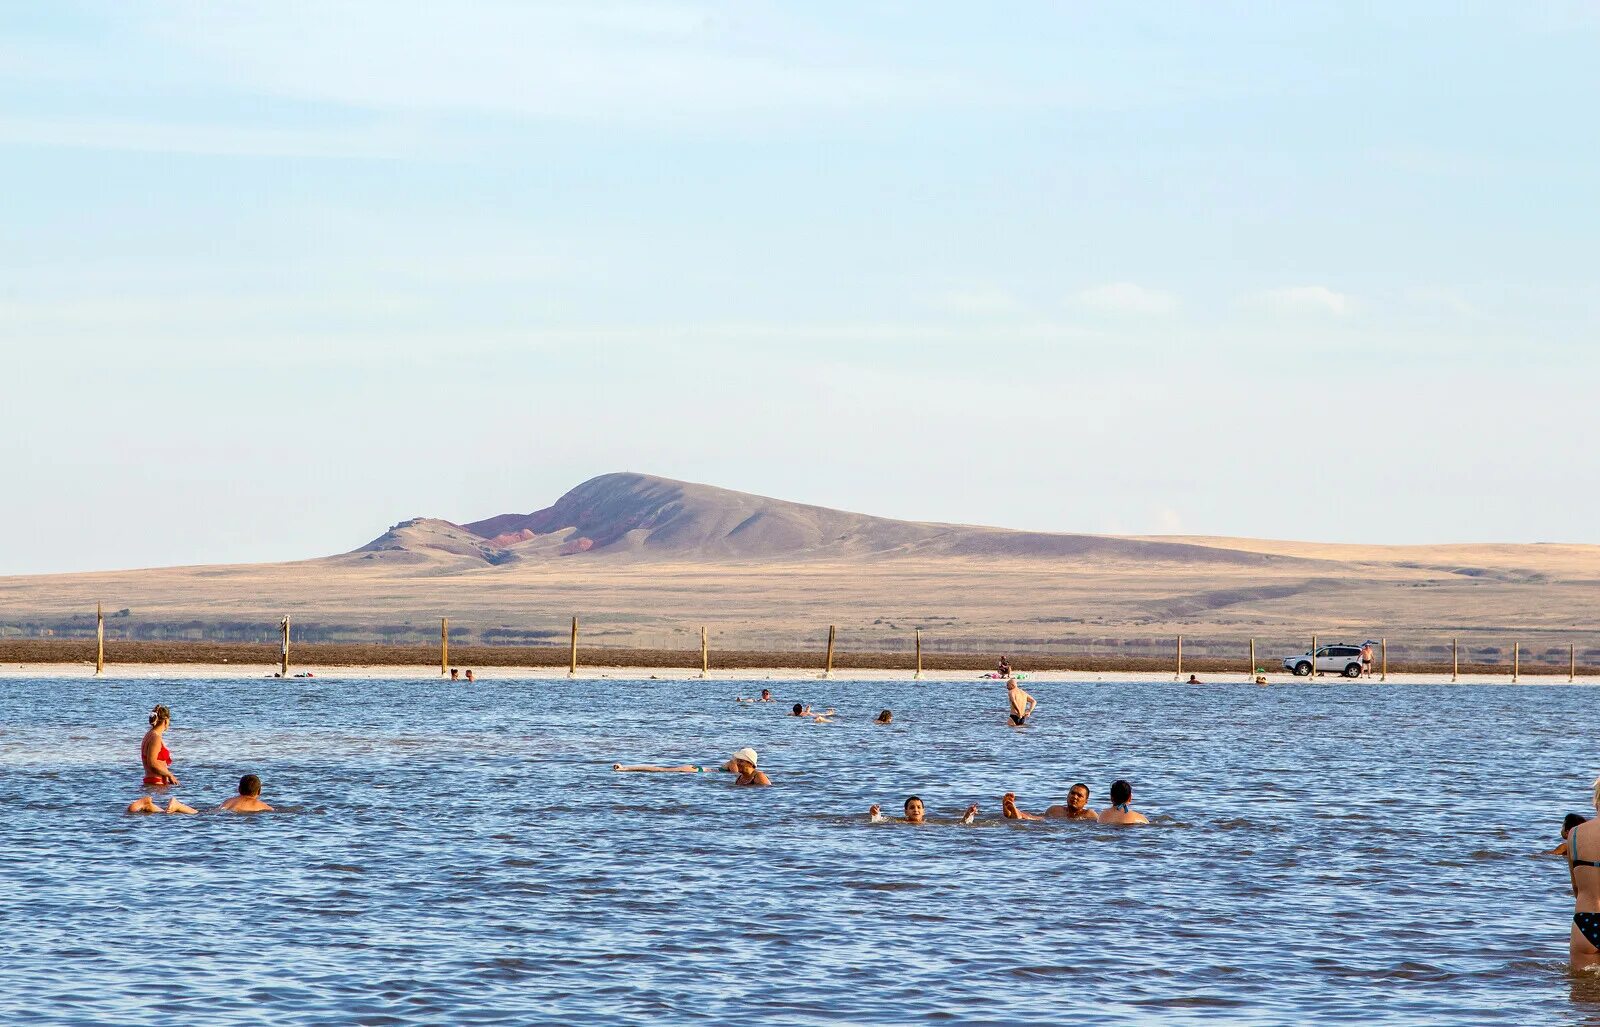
[1282,645,1365,678]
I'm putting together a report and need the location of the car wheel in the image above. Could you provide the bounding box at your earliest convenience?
[1293,661,1311,677]
[1344,663,1362,678]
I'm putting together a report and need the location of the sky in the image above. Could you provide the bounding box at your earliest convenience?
[2,2,1597,574]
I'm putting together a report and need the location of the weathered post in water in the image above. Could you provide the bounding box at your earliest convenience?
[280,616,290,677]
[1311,633,1318,678]
[700,626,709,678]
[1452,637,1459,683]
[1513,641,1519,683]
[915,629,923,680]
[824,625,836,678]
[1573,643,1578,683]
[569,616,579,677]
[95,602,104,676]
[1248,638,1255,681]
[1175,635,1183,681]
[1381,638,1387,682]
[440,617,449,676]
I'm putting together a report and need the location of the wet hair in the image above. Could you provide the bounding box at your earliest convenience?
[760,689,771,697]
[148,705,171,728]
[876,709,892,723]
[1069,782,1090,798]
[903,795,922,812]
[239,774,261,797]
[1566,813,1590,838]
[792,703,804,715]
[1110,779,1133,805]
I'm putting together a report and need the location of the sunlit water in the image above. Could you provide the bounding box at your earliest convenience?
[1,676,1596,1025]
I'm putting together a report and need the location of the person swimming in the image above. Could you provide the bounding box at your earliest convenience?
[790,702,835,722]
[1005,679,1037,726]
[126,795,196,815]
[1569,780,1600,965]
[1001,792,1043,821]
[895,796,980,824]
[738,688,775,704]
[141,705,178,786]
[1186,674,1202,685]
[614,748,769,785]
[1044,783,1098,821]
[875,709,893,724]
[1097,779,1150,825]
[220,774,274,813]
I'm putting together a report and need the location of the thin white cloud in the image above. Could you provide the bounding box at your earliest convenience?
[1071,282,1177,315]
[937,287,1022,316]
[1257,285,1353,316]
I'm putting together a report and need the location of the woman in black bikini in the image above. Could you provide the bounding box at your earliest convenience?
[1567,780,1600,965]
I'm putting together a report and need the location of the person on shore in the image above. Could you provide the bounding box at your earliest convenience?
[1568,780,1600,965]
[1006,679,1037,726]
[1044,783,1098,821]
[875,709,893,724]
[897,796,980,824]
[1361,642,1375,678]
[1002,793,1043,821]
[1186,674,1202,685]
[996,656,1012,679]
[220,774,274,813]
[141,705,178,787]
[127,796,196,815]
[1098,779,1150,825]
[1554,813,1589,857]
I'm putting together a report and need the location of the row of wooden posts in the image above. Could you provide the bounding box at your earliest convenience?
[83,604,1584,682]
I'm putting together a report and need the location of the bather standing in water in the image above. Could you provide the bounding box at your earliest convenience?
[220,774,274,813]
[1044,783,1098,821]
[1567,780,1600,965]
[1006,680,1037,726]
[141,705,178,787]
[1098,779,1150,825]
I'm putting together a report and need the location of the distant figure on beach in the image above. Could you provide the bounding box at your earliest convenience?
[897,796,980,824]
[1044,783,1098,821]
[465,669,475,682]
[450,668,459,681]
[875,709,893,724]
[1098,779,1150,825]
[221,774,274,813]
[1006,679,1037,726]
[127,796,196,815]
[996,656,1012,678]
[1361,642,1375,678]
[1568,781,1600,965]
[1002,793,1043,821]
[141,705,178,786]
[1554,813,1589,857]
[1186,674,1202,685]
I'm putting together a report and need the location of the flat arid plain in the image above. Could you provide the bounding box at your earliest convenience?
[3,473,1597,669]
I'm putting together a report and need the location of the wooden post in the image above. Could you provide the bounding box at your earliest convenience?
[1512,641,1519,684]
[95,602,105,676]
[1380,638,1387,682]
[915,629,923,680]
[1452,637,1459,683]
[1175,634,1183,680]
[825,625,836,678]
[1572,642,1578,684]
[1311,633,1317,678]
[440,617,449,676]
[1248,637,1255,681]
[568,616,579,677]
[280,615,290,677]
[700,626,709,678]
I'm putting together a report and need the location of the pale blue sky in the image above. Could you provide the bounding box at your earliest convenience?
[3,2,1596,573]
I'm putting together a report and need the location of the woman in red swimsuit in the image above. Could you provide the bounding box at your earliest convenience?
[141,705,178,786]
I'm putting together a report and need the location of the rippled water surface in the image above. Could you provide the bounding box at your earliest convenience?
[2,676,1597,1025]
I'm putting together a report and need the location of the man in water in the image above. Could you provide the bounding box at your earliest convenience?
[738,688,775,704]
[1097,779,1149,825]
[1043,783,1098,821]
[1006,679,1037,726]
[465,669,475,682]
[1186,674,1202,685]
[875,709,893,724]
[220,774,274,813]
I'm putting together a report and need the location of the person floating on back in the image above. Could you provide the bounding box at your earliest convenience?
[1006,679,1037,726]
[221,774,274,813]
[1098,779,1149,825]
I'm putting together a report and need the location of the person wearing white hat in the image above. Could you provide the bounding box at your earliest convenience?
[612,747,769,786]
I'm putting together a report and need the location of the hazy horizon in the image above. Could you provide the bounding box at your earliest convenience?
[4,4,1596,574]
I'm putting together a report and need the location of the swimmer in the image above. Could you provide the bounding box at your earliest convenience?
[613,748,768,785]
[1002,792,1043,821]
[791,702,835,722]
[1569,779,1600,965]
[1097,779,1150,825]
[1043,783,1098,821]
[868,804,886,823]
[1006,679,1037,726]
[1186,674,1202,685]
[220,774,274,813]
[898,796,980,824]
[737,688,775,704]
[141,705,178,786]
[450,668,459,681]
[126,796,196,815]
[1554,813,1589,857]
[465,669,475,682]
[1255,675,1269,686]
[728,747,770,787]
[875,709,893,724]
